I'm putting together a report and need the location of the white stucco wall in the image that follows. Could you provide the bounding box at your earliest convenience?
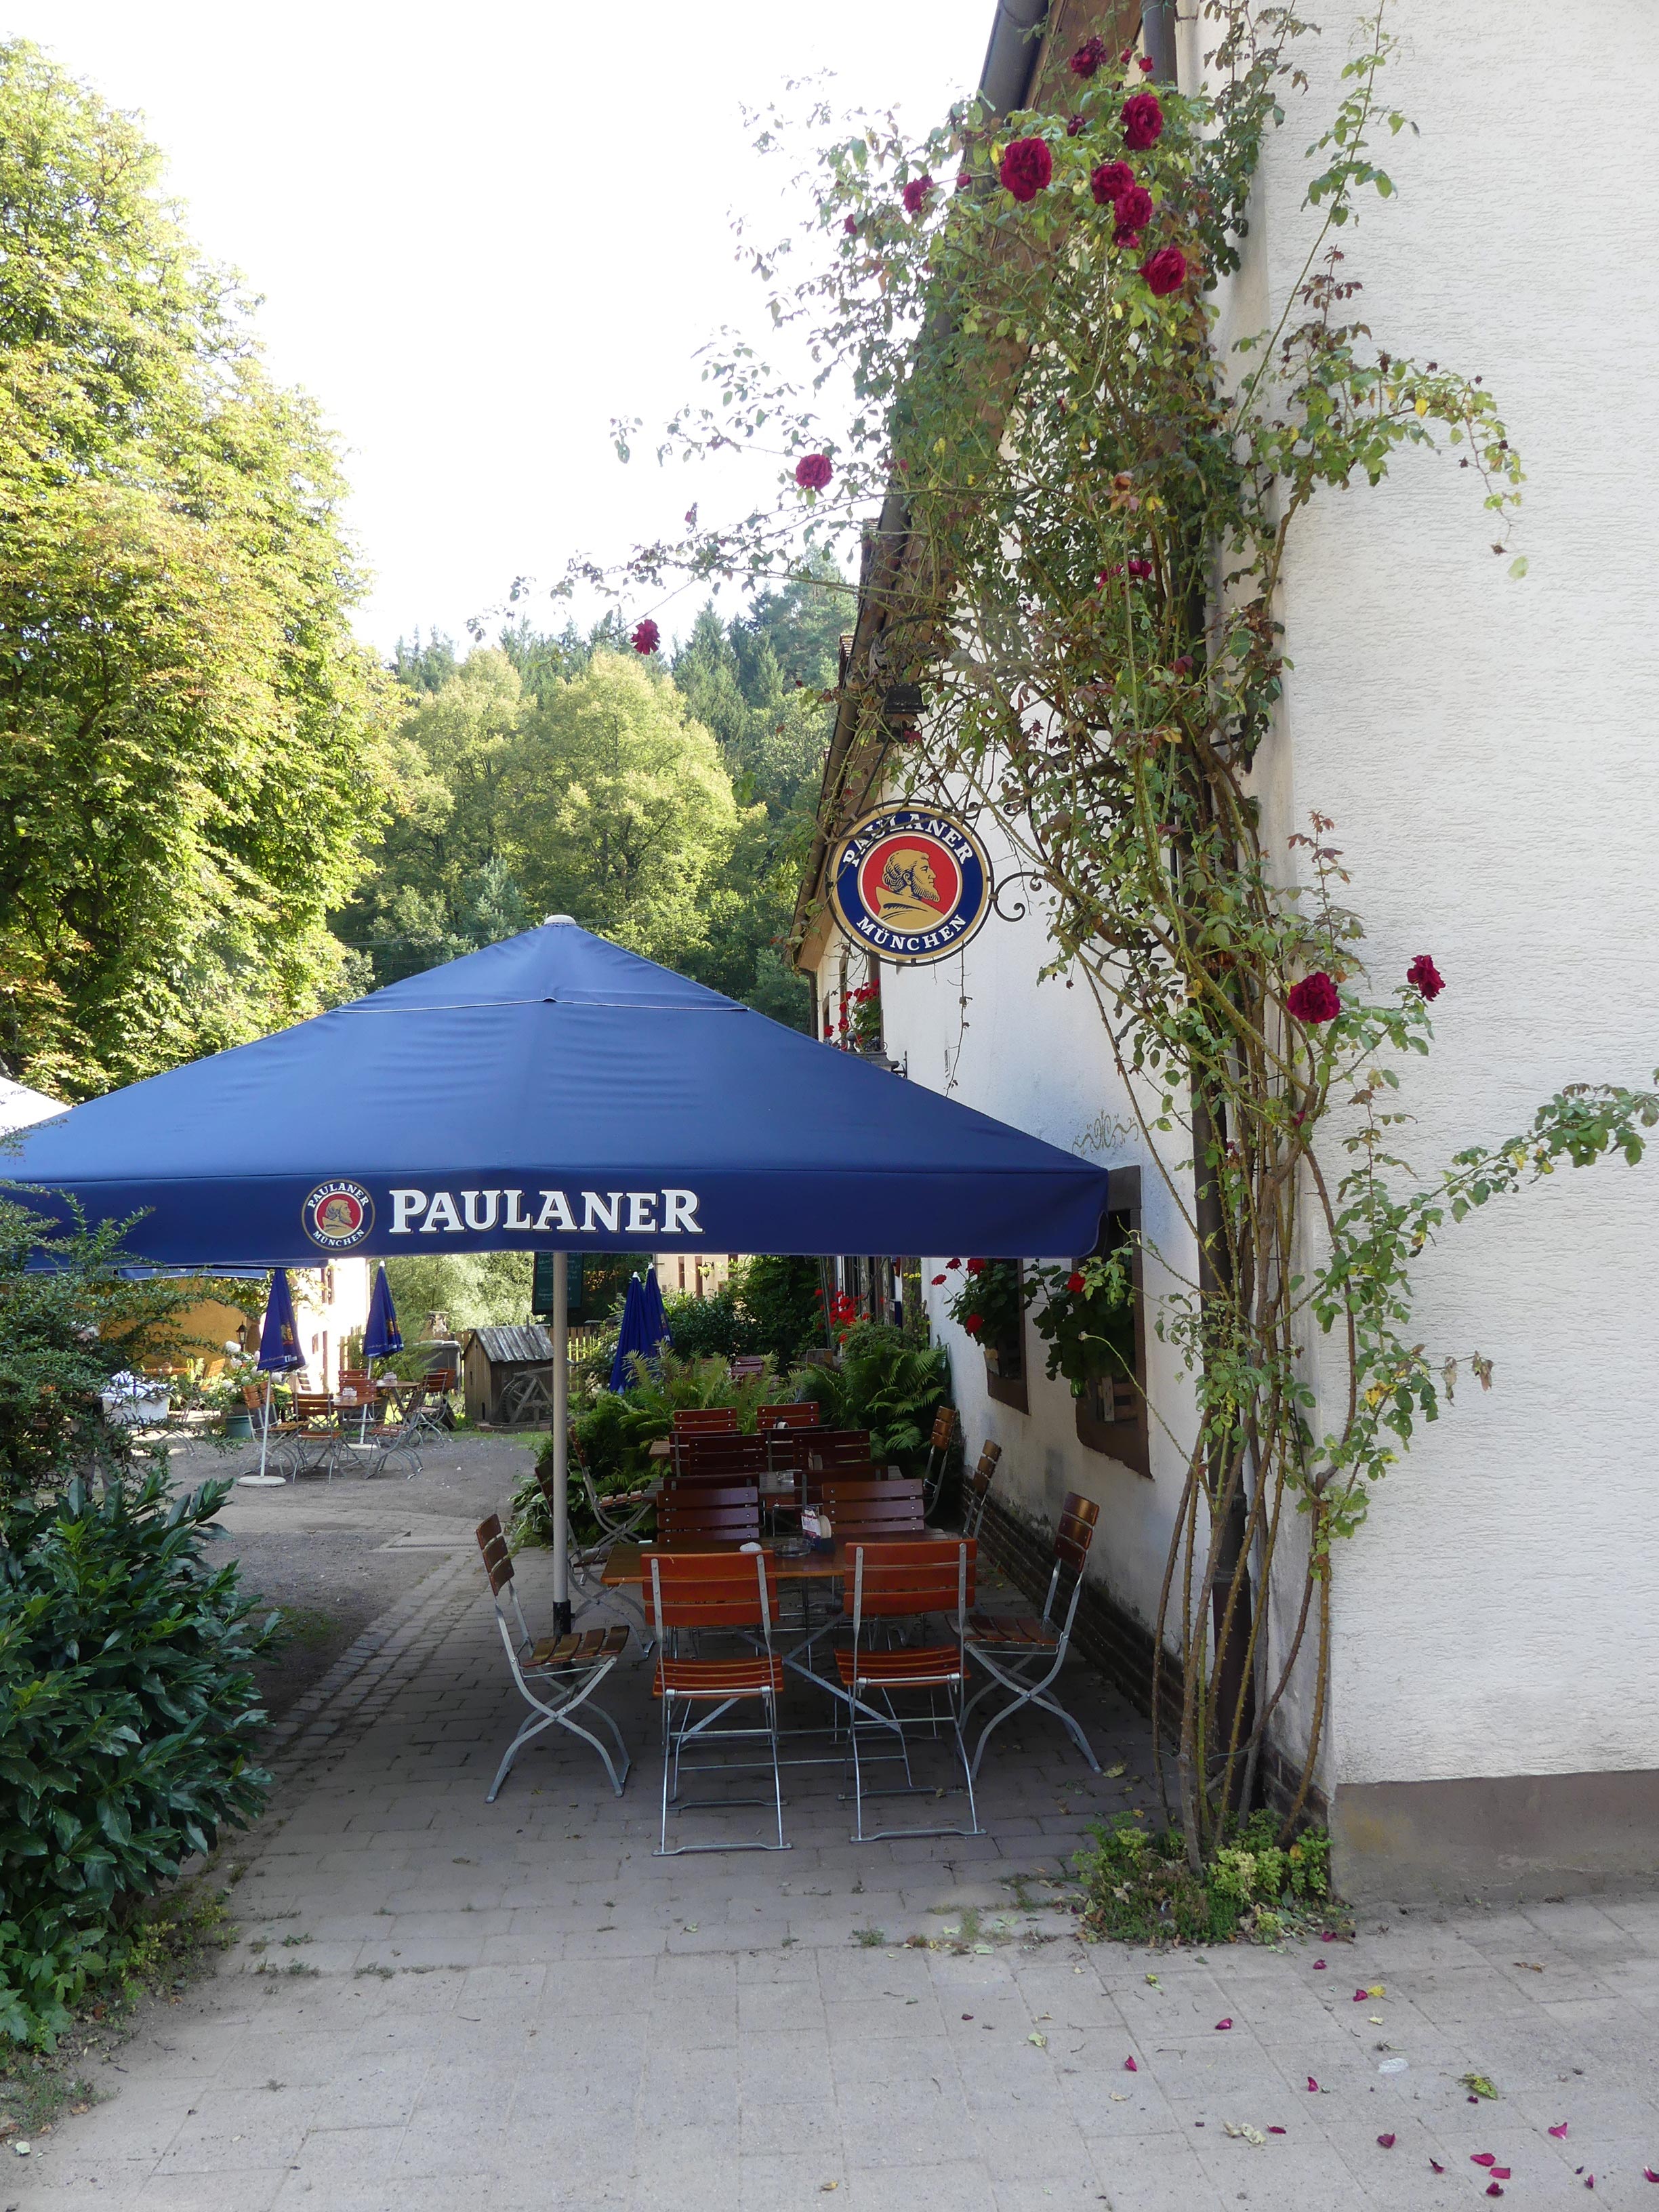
[1235,1,1659,1786]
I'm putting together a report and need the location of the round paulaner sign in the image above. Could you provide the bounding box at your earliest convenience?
[828,806,992,966]
[302,1179,375,1250]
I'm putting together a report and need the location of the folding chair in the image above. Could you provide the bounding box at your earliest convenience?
[804,1429,876,1471]
[669,1432,767,1478]
[834,1538,982,1842]
[672,1407,739,1435]
[821,1477,926,1540]
[344,1385,426,1477]
[727,1355,767,1383]
[273,1391,342,1481]
[757,1403,820,1431]
[656,1481,761,1546]
[922,1404,960,1519]
[475,1515,630,1801]
[645,1549,788,1855]
[965,1493,1101,1777]
[961,1441,1003,1538]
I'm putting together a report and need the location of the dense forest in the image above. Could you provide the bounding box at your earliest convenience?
[0,39,846,1103]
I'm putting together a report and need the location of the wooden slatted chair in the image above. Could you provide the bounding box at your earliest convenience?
[669,1432,767,1478]
[757,1402,821,1429]
[475,1515,630,1801]
[343,1385,427,1479]
[964,1493,1101,1777]
[961,1441,1003,1538]
[274,1391,342,1480]
[672,1408,739,1435]
[644,1549,788,1855]
[821,1477,926,1540]
[656,1481,762,1546]
[834,1538,982,1843]
[804,1429,876,1471]
[922,1404,960,1519]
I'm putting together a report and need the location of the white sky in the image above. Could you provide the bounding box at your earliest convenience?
[17,0,989,656]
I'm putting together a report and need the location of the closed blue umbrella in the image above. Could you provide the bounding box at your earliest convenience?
[253,1268,306,1481]
[7,919,1108,1623]
[608,1275,651,1393]
[364,1262,403,1362]
[640,1265,668,1356]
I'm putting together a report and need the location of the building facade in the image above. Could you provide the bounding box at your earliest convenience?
[795,0,1659,1898]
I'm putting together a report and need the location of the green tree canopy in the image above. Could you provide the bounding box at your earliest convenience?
[0,41,392,1094]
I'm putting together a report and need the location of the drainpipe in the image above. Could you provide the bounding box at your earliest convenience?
[978,0,1050,115]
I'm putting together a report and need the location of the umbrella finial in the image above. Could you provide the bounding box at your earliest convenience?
[544,914,577,925]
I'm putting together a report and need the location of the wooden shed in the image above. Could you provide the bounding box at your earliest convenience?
[462,1324,555,1428]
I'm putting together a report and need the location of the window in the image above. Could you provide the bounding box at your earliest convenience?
[321,1265,337,1305]
[984,1261,1029,1415]
[1074,1166,1149,1476]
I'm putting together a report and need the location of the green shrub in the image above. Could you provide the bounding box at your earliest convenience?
[792,1322,951,1470]
[734,1256,824,1366]
[0,1474,274,2045]
[1076,1811,1332,1947]
[661,1288,749,1360]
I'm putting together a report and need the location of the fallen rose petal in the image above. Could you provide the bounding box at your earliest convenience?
[1642,2169,1658,2183]
[1306,2077,1319,2093]
[1487,2188,1504,2200]
[1321,1931,1338,1942]
[1214,2019,1232,2031]
[1469,2095,1482,2104]
[1377,2134,1396,2150]
[1431,2161,1446,2175]
[1492,2171,1511,2182]
[1124,2057,1138,2072]
[1269,2127,1286,2135]
[1551,2125,1570,2140]
[1473,2154,1496,2167]
[1585,2179,1595,2191]
[1313,1960,1327,1971]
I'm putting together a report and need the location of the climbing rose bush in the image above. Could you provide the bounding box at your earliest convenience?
[1000,137,1052,202]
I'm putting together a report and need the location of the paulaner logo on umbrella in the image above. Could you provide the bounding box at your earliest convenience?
[829,805,991,965]
[302,1180,375,1248]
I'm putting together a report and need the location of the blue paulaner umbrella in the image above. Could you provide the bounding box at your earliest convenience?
[640,1265,668,1355]
[6,918,1109,1625]
[252,1267,307,1482]
[364,1262,403,1364]
[607,1274,651,1393]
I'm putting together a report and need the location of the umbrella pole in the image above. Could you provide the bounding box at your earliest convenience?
[551,1256,571,1635]
[257,1374,272,1481]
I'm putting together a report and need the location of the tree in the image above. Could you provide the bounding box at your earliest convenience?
[0,42,393,1096]
[510,652,743,966]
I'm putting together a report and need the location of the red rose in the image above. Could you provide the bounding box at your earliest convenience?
[1000,136,1053,203]
[1066,1271,1086,1294]
[1121,91,1164,150]
[1172,655,1193,675]
[795,453,833,490]
[947,1257,962,1269]
[964,1313,983,1336]
[966,1256,986,1275]
[1407,953,1446,1000]
[956,169,972,190]
[1066,115,1086,138]
[1140,246,1187,295]
[902,175,934,215]
[1069,34,1108,77]
[1139,56,1156,73]
[843,215,858,235]
[630,619,660,655]
[930,1273,946,1286]
[1090,159,1133,207]
[1113,183,1153,234]
[1287,971,1340,1025]
[1126,557,1153,578]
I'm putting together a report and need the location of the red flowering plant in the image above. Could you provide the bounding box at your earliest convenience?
[596,4,1659,1870]
[1025,1248,1136,1398]
[941,1256,1025,1353]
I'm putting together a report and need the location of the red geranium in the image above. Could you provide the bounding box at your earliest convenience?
[1141,246,1187,295]
[964,1313,983,1336]
[794,453,833,490]
[630,619,660,655]
[1121,92,1164,150]
[1069,34,1108,77]
[902,174,934,215]
[1407,953,1446,1000]
[1287,972,1340,1025]
[1090,159,1133,206]
[1066,1271,1086,1294]
[930,1273,946,1286]
[1000,137,1053,203]
[966,1256,987,1275]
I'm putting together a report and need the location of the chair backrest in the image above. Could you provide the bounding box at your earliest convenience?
[1053,1491,1100,1590]
[821,1477,926,1540]
[644,1547,777,1635]
[851,1537,975,1622]
[241,1384,266,1413]
[339,1368,371,1391]
[476,1513,514,1595]
[657,1484,762,1544]
[381,1384,426,1435]
[929,1404,958,1452]
[804,1429,874,1469]
[728,1355,767,1380]
[672,1408,739,1434]
[963,1440,1003,1531]
[758,1402,820,1430]
[670,1433,767,1477]
[422,1370,453,1394]
[293,1391,333,1422]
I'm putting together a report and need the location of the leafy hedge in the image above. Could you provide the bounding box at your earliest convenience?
[1076,1811,1332,1946]
[0,1474,274,2045]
